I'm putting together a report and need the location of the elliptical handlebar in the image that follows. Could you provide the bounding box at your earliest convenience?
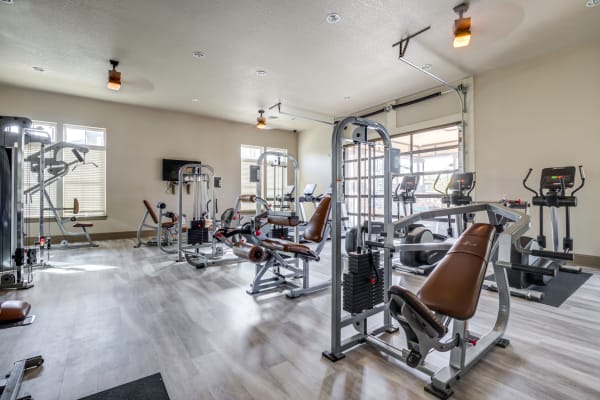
[433,174,445,196]
[572,165,586,196]
[522,168,538,197]
[467,172,476,197]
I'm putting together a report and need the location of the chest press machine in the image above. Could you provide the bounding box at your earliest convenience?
[323,117,530,399]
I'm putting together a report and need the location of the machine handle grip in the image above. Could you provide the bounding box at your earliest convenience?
[72,149,84,163]
[530,249,574,261]
[433,174,445,196]
[572,165,585,196]
[522,168,538,197]
[511,263,557,276]
[467,171,476,197]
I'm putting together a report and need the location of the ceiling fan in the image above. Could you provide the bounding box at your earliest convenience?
[256,109,271,129]
[105,59,154,93]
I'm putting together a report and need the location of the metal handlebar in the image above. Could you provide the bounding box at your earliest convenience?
[467,172,476,197]
[572,165,586,196]
[522,168,538,197]
[433,174,445,196]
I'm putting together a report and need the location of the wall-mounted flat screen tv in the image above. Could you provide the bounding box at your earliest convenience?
[162,159,201,181]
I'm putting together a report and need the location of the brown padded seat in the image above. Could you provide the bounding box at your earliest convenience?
[417,223,495,320]
[238,194,257,203]
[0,300,31,323]
[262,239,319,260]
[267,215,301,227]
[303,195,331,243]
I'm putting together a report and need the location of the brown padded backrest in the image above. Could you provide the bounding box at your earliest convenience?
[143,200,159,224]
[303,195,331,243]
[238,194,256,203]
[73,198,80,214]
[417,223,495,320]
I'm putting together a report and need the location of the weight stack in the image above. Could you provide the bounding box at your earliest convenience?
[268,227,289,240]
[343,251,384,314]
[188,219,210,245]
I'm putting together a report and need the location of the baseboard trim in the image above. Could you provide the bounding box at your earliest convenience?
[573,254,600,268]
[25,230,153,246]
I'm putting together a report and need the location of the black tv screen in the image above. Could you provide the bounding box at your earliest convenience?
[162,159,201,181]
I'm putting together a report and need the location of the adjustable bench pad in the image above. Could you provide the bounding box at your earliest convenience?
[417,223,495,320]
[262,238,319,260]
[0,301,31,324]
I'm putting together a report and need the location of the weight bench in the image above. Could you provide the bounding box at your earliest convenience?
[240,196,332,298]
[388,223,500,399]
[134,200,186,248]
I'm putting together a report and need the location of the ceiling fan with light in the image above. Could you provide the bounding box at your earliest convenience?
[256,109,268,129]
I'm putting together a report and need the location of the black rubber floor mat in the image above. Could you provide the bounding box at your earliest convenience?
[78,373,170,400]
[485,271,592,307]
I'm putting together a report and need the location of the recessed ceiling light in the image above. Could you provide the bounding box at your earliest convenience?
[344,96,351,100]
[255,70,268,77]
[420,64,432,70]
[326,13,341,24]
[32,66,45,72]
[192,51,206,59]
[586,0,600,7]
[0,0,15,4]
[192,98,199,102]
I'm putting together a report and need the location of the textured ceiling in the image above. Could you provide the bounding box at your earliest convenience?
[0,0,598,131]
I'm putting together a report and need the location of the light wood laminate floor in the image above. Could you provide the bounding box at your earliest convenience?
[1,239,599,400]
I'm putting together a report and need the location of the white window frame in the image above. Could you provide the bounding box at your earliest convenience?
[343,123,463,223]
[240,145,288,211]
[25,121,107,219]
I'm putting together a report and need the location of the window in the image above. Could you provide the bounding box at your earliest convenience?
[23,122,107,219]
[23,121,58,218]
[343,124,462,225]
[63,125,107,217]
[240,145,288,211]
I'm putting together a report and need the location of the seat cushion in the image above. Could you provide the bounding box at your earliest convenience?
[417,223,495,320]
[262,239,318,260]
[0,300,31,323]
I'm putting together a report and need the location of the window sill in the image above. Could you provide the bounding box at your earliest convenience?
[25,215,108,223]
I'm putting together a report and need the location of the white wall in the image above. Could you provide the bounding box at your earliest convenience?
[474,40,600,256]
[0,84,297,234]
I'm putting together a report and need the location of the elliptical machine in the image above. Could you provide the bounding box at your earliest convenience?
[392,173,475,275]
[485,166,585,301]
[435,172,476,237]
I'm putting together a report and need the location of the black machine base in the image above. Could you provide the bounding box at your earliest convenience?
[424,383,454,400]
[496,338,510,348]
[322,351,346,362]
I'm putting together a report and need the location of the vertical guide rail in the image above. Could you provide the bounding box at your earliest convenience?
[255,151,300,243]
[326,117,393,359]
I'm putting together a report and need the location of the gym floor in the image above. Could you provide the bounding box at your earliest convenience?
[1,240,599,400]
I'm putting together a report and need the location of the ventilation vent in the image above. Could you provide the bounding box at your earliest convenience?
[1,0,15,4]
